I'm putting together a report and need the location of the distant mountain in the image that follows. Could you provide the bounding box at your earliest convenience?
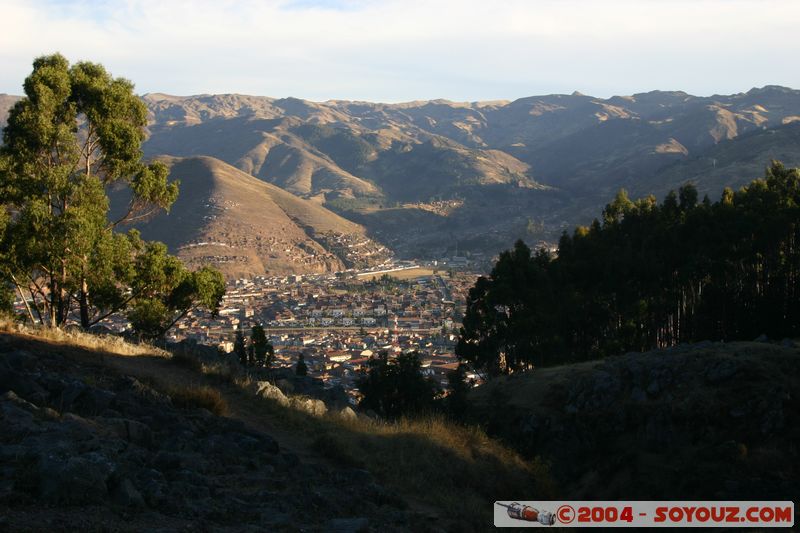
[5,86,800,262]
[0,94,21,129]
[142,94,544,203]
[113,156,389,278]
[143,116,381,200]
[633,121,800,200]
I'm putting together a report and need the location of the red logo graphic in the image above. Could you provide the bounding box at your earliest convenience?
[557,504,576,524]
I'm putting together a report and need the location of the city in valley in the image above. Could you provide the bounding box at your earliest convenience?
[14,259,488,404]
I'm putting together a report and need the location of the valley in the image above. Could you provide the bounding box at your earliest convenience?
[8,86,800,275]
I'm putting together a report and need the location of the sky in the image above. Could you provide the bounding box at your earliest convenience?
[2,0,799,103]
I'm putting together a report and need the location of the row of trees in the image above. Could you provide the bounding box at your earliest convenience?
[458,161,800,375]
[357,351,438,419]
[0,54,224,337]
[355,351,475,419]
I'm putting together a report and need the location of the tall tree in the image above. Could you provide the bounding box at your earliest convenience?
[357,351,437,419]
[296,353,308,376]
[250,324,273,367]
[0,54,223,335]
[234,329,248,366]
[458,161,800,375]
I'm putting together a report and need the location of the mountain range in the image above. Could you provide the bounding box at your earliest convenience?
[3,86,800,276]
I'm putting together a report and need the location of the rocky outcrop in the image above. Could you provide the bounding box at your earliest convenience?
[0,335,411,531]
[168,339,353,417]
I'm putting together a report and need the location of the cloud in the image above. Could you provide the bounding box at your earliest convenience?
[1,0,799,101]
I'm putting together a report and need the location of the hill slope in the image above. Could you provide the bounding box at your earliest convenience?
[117,156,389,278]
[467,340,800,501]
[0,325,549,531]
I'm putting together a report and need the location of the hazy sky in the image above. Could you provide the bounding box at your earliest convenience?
[2,0,799,102]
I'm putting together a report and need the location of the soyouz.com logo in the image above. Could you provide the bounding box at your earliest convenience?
[494,501,794,527]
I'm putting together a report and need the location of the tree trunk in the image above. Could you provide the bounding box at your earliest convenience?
[79,278,90,330]
[10,274,37,325]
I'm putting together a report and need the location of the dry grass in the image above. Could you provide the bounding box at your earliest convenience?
[0,319,168,358]
[168,384,228,416]
[357,267,436,280]
[0,323,551,530]
[238,383,554,530]
[336,415,554,526]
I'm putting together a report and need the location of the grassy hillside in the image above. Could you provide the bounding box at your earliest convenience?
[0,323,551,531]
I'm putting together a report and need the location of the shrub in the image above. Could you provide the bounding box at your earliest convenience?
[169,385,228,416]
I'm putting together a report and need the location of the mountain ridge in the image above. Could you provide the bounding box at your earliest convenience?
[5,86,800,261]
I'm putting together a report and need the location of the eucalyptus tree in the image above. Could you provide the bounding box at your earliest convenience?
[0,54,223,334]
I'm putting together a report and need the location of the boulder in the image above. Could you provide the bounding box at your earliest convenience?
[255,381,290,407]
[292,397,328,417]
[337,406,358,421]
[102,417,154,447]
[38,454,112,504]
[111,477,145,508]
[326,517,369,533]
[1,391,43,436]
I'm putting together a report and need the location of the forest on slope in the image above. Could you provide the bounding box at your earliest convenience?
[457,161,800,374]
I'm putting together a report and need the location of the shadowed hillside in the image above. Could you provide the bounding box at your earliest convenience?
[467,340,800,501]
[0,324,551,531]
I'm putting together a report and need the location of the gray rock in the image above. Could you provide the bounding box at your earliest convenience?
[326,517,369,533]
[111,477,145,508]
[630,387,647,403]
[255,381,290,407]
[292,397,328,417]
[39,454,111,504]
[102,417,153,447]
[754,334,769,343]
